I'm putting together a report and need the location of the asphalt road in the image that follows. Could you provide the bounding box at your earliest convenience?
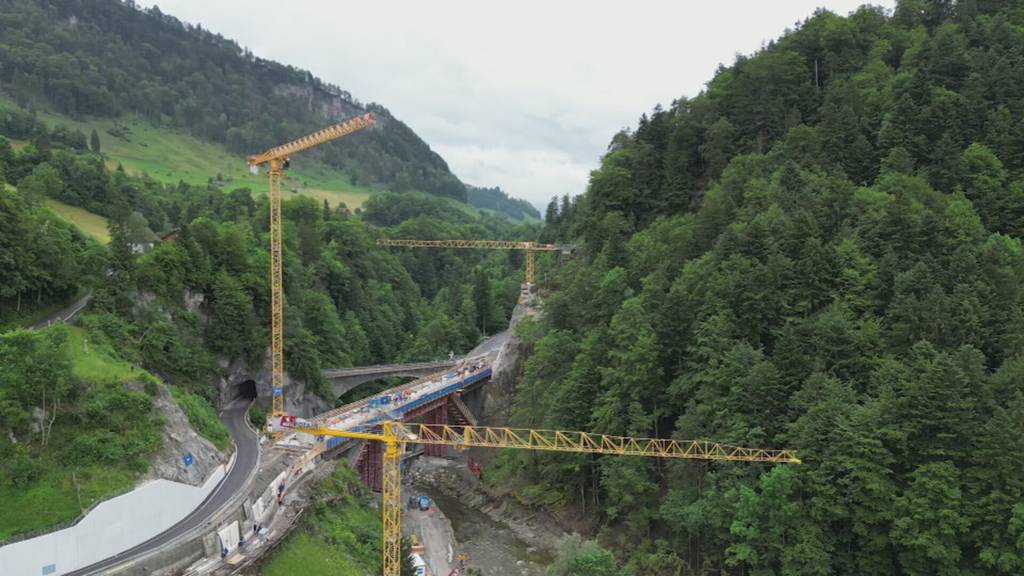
[28,293,92,330]
[63,330,505,574]
[66,396,258,576]
[469,330,508,356]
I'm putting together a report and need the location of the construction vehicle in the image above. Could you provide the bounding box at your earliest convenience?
[279,419,800,576]
[246,113,375,420]
[376,239,573,297]
[410,553,427,576]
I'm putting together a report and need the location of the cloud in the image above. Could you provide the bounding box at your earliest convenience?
[139,0,895,209]
[435,143,594,205]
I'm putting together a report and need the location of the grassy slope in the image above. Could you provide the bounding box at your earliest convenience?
[167,385,230,451]
[45,198,110,243]
[261,466,380,576]
[20,103,373,210]
[0,326,141,539]
[66,325,138,384]
[5,101,538,223]
[0,325,228,539]
[0,466,135,541]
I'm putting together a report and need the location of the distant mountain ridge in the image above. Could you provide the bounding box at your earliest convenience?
[467,185,541,221]
[0,0,467,199]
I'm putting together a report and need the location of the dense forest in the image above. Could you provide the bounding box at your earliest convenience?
[0,0,466,199]
[499,1,1024,574]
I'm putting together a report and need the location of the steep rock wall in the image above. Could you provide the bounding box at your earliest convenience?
[144,384,229,486]
[479,295,542,426]
[216,355,329,418]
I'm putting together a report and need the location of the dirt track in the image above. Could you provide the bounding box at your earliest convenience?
[402,484,455,575]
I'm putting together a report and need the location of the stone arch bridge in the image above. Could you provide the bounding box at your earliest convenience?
[322,360,458,397]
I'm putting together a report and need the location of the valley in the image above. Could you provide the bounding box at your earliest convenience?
[4,1,1024,575]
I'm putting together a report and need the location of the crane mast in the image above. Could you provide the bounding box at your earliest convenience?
[248,112,375,418]
[281,419,799,576]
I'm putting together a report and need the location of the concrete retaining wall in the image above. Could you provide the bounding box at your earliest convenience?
[127,453,295,576]
[0,466,226,576]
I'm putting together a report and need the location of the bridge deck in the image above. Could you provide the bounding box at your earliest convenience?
[321,359,457,379]
[280,354,493,452]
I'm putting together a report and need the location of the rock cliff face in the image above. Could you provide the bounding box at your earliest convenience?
[138,290,330,419]
[144,384,228,486]
[216,355,329,419]
[271,83,377,128]
[480,295,542,426]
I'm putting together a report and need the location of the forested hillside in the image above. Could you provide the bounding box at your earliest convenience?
[0,104,529,537]
[504,2,1024,574]
[1,116,526,384]
[0,0,465,199]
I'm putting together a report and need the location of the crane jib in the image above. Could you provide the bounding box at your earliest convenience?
[247,112,375,166]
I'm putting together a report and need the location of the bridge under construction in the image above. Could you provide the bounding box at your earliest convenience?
[0,114,799,576]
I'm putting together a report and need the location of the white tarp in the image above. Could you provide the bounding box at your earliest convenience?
[217,520,240,557]
[252,498,266,523]
[0,465,225,576]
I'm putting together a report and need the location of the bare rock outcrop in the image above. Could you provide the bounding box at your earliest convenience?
[144,384,229,486]
[216,354,330,419]
[480,296,541,426]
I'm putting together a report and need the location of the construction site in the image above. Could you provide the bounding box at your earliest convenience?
[8,1,1020,574]
[0,115,798,576]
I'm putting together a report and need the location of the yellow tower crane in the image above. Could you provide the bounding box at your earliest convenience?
[376,238,573,287]
[281,418,800,576]
[247,113,376,418]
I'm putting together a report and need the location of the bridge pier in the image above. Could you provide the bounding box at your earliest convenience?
[358,441,383,492]
[423,397,449,458]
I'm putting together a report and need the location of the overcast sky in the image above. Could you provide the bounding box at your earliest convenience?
[140,0,894,209]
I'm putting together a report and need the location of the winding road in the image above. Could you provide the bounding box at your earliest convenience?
[65,396,258,576]
[16,292,263,575]
[28,293,93,330]
[55,331,509,575]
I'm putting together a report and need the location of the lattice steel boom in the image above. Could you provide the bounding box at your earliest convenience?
[247,113,375,417]
[248,113,376,166]
[399,423,800,462]
[294,420,798,576]
[376,238,573,284]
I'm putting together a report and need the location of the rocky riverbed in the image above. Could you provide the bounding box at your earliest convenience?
[406,457,570,575]
[415,485,550,576]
